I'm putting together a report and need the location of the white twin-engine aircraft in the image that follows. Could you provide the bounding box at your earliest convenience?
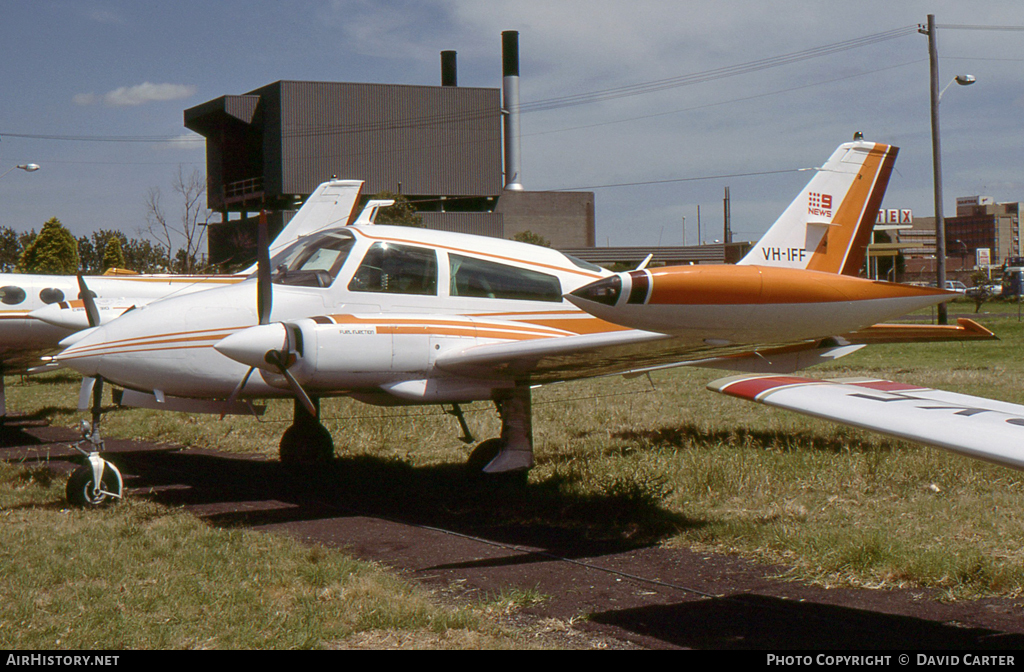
[53,138,996,506]
[0,180,384,417]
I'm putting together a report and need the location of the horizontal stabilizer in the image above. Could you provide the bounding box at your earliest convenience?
[839,318,995,344]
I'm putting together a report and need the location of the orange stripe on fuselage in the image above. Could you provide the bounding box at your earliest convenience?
[646,265,950,305]
[58,326,244,359]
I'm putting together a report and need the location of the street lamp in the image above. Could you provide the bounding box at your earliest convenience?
[0,163,40,180]
[956,238,969,272]
[942,74,976,99]
[922,14,976,324]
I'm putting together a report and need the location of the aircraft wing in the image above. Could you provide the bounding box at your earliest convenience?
[433,315,994,383]
[708,374,1024,471]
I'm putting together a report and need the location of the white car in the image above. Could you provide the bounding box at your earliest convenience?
[944,280,967,293]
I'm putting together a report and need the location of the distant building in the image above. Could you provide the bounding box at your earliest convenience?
[896,196,1022,283]
[185,76,594,268]
[947,196,1022,267]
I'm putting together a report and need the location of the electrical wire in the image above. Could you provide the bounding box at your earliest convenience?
[2,25,922,144]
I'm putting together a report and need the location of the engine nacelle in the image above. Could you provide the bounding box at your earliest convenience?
[217,313,521,402]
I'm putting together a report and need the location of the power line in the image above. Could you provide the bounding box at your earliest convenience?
[525,58,926,139]
[554,167,812,192]
[2,25,922,144]
[287,26,921,139]
[937,23,1024,31]
[518,26,919,113]
[1,132,192,143]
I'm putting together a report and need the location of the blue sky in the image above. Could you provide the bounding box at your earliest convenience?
[2,0,1023,251]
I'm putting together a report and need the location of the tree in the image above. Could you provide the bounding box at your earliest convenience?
[78,230,125,274]
[512,230,551,247]
[370,191,422,228]
[121,237,170,274]
[146,166,210,274]
[77,229,169,274]
[102,236,126,272]
[18,217,79,274]
[0,226,24,272]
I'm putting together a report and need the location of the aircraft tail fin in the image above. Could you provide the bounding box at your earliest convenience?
[266,180,364,258]
[738,140,898,275]
[236,180,364,275]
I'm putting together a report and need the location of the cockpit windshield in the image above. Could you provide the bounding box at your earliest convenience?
[262,229,357,288]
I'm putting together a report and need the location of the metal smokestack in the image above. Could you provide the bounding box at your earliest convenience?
[441,50,457,86]
[502,30,524,191]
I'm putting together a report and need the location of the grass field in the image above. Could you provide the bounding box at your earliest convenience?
[2,298,1024,647]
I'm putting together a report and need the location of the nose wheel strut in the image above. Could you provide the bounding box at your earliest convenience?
[66,417,123,508]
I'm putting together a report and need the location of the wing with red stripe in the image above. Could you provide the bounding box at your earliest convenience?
[708,374,1024,471]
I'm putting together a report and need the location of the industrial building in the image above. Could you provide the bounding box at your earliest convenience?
[184,33,596,268]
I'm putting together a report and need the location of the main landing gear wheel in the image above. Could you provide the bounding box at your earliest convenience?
[465,438,528,487]
[466,438,504,474]
[465,385,536,486]
[279,422,334,465]
[279,397,334,466]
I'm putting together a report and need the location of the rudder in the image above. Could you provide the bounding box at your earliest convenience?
[739,140,898,275]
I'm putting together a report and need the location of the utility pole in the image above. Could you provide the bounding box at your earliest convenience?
[697,205,702,245]
[723,186,732,244]
[922,14,948,324]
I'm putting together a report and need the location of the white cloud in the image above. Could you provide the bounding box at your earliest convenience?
[73,82,197,107]
[157,133,206,151]
[87,9,127,25]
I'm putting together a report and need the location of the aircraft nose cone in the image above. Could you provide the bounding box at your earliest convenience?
[213,323,287,370]
[568,274,623,307]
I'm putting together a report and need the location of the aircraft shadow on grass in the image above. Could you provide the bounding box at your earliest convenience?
[613,422,900,456]
[590,593,1024,650]
[105,447,699,561]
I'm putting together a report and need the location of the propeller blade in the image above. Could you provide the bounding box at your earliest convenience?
[77,374,104,441]
[76,276,101,328]
[77,376,97,412]
[91,375,104,423]
[256,209,272,325]
[221,366,256,419]
[277,365,317,417]
[264,348,316,417]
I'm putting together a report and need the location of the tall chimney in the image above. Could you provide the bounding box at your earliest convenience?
[502,31,524,191]
[441,50,457,86]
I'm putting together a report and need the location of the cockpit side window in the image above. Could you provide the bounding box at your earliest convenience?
[449,254,562,302]
[268,230,356,288]
[348,242,438,296]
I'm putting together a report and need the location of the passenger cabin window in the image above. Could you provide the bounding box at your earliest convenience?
[449,254,562,302]
[39,288,64,304]
[269,230,356,288]
[0,286,26,305]
[348,242,438,296]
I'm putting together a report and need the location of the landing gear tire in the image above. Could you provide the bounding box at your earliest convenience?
[465,438,528,487]
[466,438,504,475]
[279,422,334,466]
[66,463,119,508]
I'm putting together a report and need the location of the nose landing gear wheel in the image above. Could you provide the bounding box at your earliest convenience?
[66,461,122,508]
